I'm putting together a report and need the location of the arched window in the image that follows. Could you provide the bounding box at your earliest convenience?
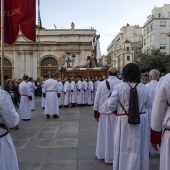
[0,58,12,66]
[41,57,58,66]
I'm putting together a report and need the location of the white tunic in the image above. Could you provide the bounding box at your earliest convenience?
[108,82,151,170]
[77,80,83,104]
[19,81,32,119]
[93,76,122,163]
[87,81,94,105]
[93,80,100,101]
[145,80,159,152]
[41,81,45,108]
[58,82,64,106]
[0,90,20,170]
[82,80,88,104]
[63,81,70,105]
[28,81,37,110]
[151,73,170,170]
[70,81,77,104]
[44,78,59,115]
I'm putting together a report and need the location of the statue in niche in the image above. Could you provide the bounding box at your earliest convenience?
[59,54,66,66]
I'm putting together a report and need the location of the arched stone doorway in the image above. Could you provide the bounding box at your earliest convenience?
[40,56,58,78]
[0,57,13,79]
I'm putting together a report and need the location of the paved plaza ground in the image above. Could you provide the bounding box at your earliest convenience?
[10,97,160,170]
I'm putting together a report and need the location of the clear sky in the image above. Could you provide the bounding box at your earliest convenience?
[37,0,170,54]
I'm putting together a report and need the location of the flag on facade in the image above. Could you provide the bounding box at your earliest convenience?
[0,0,36,44]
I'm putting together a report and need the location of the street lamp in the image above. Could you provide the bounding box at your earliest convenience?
[65,51,76,68]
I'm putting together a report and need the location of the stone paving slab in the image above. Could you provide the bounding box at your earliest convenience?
[9,97,160,170]
[18,161,44,170]
[51,138,78,148]
[41,160,77,170]
[46,148,78,161]
[18,148,50,161]
[78,160,112,170]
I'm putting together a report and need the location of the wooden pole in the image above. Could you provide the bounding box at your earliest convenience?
[1,0,4,89]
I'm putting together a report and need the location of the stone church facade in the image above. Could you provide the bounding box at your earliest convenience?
[2,24,96,79]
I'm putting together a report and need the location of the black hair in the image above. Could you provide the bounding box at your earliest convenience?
[122,63,141,83]
[23,75,29,80]
[49,73,54,78]
[29,77,33,81]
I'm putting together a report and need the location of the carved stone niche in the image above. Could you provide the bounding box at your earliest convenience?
[17,51,33,55]
[17,51,23,55]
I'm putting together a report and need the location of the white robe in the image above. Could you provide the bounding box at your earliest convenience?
[19,81,32,119]
[44,78,59,115]
[41,81,45,108]
[70,81,77,104]
[93,76,122,163]
[0,90,20,170]
[63,81,70,105]
[145,80,158,122]
[77,80,83,104]
[28,81,37,110]
[145,80,159,152]
[87,81,94,105]
[108,82,151,170]
[82,80,88,104]
[93,80,100,101]
[151,73,170,170]
[58,81,64,106]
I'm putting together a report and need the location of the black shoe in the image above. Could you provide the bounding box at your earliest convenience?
[22,119,31,121]
[31,110,34,111]
[71,103,75,107]
[59,106,62,108]
[64,105,69,108]
[43,107,45,109]
[53,114,59,119]
[46,114,50,119]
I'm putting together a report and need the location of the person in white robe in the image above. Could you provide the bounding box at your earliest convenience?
[145,69,160,120]
[87,77,94,105]
[19,75,32,120]
[43,74,60,119]
[70,77,77,107]
[93,76,100,101]
[28,77,37,111]
[82,77,88,105]
[58,78,64,108]
[93,67,122,163]
[108,63,151,170]
[41,80,45,109]
[150,73,170,170]
[77,77,83,106]
[63,77,70,108]
[145,69,160,153]
[0,89,20,170]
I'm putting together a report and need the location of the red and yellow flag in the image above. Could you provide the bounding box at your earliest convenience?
[0,0,36,44]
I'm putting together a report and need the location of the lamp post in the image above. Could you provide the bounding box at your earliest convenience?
[65,51,76,68]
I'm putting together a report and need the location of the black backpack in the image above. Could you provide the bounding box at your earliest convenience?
[119,83,143,125]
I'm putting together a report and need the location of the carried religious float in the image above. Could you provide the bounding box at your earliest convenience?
[55,55,108,79]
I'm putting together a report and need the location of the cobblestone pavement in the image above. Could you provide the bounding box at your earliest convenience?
[10,97,159,170]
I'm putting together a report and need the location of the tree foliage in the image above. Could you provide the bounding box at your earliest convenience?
[137,49,170,73]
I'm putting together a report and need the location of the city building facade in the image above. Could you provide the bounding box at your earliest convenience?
[2,23,95,79]
[107,25,142,72]
[143,4,170,53]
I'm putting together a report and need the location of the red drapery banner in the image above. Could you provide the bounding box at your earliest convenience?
[0,0,36,44]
